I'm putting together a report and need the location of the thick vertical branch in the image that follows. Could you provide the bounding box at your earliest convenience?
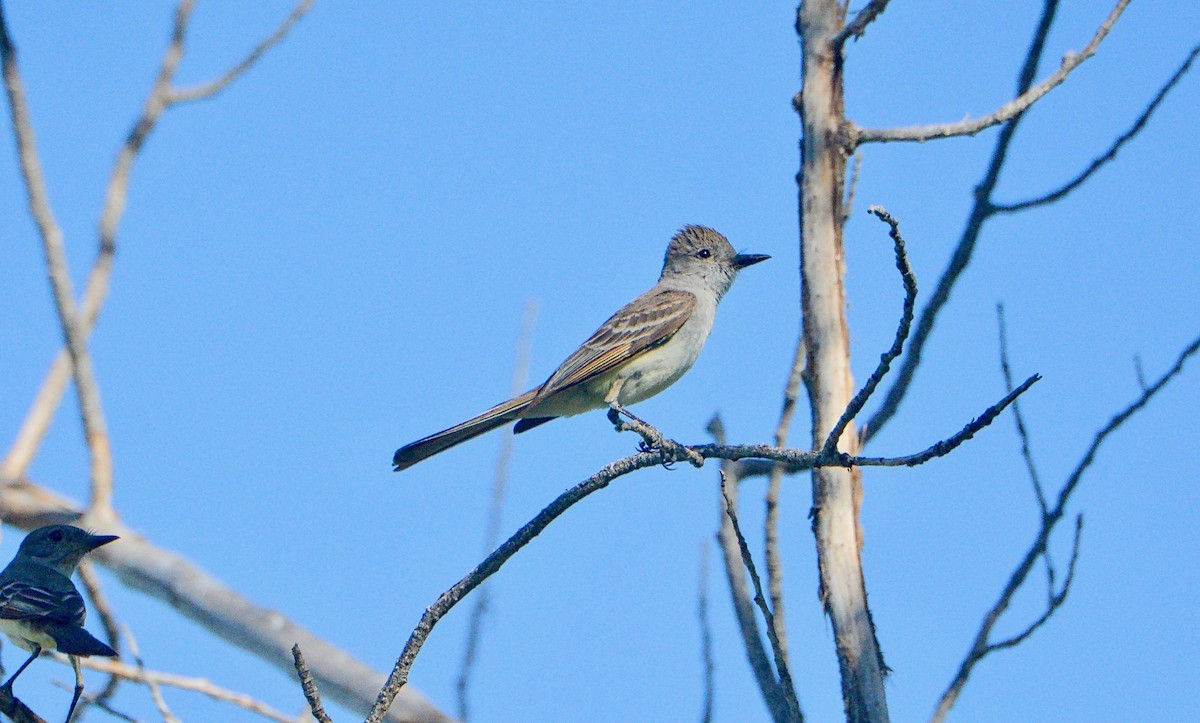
[796,1,889,721]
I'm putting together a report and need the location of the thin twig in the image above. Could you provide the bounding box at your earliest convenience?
[124,626,180,723]
[764,333,807,669]
[75,561,123,711]
[720,473,802,723]
[863,0,1064,444]
[75,655,298,723]
[996,305,1047,515]
[456,300,537,722]
[293,645,333,723]
[821,206,917,456]
[851,0,1130,145]
[708,416,790,723]
[931,331,1200,722]
[833,0,892,46]
[994,44,1200,213]
[167,0,315,104]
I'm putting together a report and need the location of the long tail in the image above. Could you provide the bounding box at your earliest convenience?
[393,389,542,471]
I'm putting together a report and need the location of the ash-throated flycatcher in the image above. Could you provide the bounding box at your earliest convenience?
[0,525,118,721]
[393,225,768,471]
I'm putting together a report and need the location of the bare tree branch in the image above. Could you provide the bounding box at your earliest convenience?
[764,332,807,670]
[720,474,802,723]
[851,0,1130,146]
[0,0,116,517]
[167,0,314,104]
[833,0,892,46]
[821,206,916,456]
[931,329,1200,722]
[76,655,297,723]
[125,626,181,723]
[709,416,790,723]
[75,561,123,712]
[994,43,1200,213]
[293,645,333,723]
[996,305,1048,516]
[456,300,537,722]
[864,0,1064,444]
[3,0,313,481]
[365,372,1040,721]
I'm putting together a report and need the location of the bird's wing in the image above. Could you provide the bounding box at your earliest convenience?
[0,577,85,625]
[533,288,696,402]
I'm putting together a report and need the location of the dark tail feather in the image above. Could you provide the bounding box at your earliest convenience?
[47,624,116,657]
[393,390,538,471]
[513,416,556,434]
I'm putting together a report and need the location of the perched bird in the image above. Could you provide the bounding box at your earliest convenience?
[394,225,769,471]
[0,525,118,721]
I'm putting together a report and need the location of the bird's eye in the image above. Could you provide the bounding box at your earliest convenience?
[697,249,712,259]
[49,529,63,542]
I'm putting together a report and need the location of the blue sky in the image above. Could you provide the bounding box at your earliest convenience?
[2,2,1198,721]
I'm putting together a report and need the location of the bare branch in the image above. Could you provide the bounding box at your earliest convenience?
[821,206,917,456]
[123,626,181,723]
[293,645,333,723]
[995,44,1200,213]
[709,416,790,722]
[75,561,123,711]
[851,374,1040,468]
[852,0,1130,145]
[365,371,1042,720]
[720,474,803,723]
[996,305,1047,515]
[833,0,892,46]
[0,0,117,516]
[76,655,296,723]
[765,332,807,669]
[457,300,537,722]
[863,0,1065,443]
[4,0,312,481]
[932,331,1200,722]
[167,0,315,104]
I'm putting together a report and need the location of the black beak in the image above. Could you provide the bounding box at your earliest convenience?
[733,253,770,269]
[87,534,119,551]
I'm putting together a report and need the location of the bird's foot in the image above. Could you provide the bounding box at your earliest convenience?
[607,402,703,468]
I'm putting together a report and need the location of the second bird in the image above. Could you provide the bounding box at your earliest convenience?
[393,225,769,471]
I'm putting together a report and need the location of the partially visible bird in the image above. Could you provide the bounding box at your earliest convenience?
[0,525,118,721]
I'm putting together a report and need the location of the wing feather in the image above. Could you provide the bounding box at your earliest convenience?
[532,288,696,402]
[0,579,85,625]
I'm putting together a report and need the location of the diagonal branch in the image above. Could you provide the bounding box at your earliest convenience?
[365,374,1043,720]
[709,416,791,723]
[851,0,1129,146]
[721,474,802,723]
[167,0,314,104]
[931,330,1200,722]
[994,43,1200,213]
[1,0,116,516]
[833,0,892,47]
[863,0,1064,444]
[2,0,313,482]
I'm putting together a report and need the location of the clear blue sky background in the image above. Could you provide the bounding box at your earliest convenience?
[2,2,1198,721]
